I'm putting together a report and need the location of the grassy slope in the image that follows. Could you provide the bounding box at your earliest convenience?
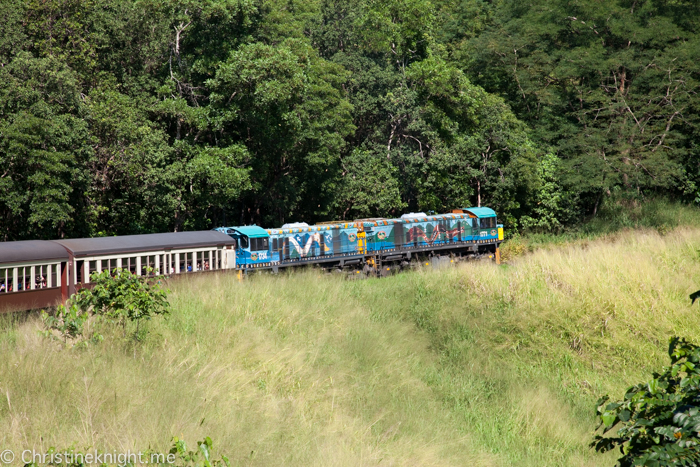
[502,197,700,260]
[2,226,700,465]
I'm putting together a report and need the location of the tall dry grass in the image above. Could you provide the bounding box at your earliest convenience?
[0,227,699,466]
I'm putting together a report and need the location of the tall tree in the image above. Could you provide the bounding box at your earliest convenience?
[451,0,700,213]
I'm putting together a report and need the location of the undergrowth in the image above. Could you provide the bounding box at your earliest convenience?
[501,197,700,261]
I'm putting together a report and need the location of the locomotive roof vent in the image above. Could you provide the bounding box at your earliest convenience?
[400,212,427,219]
[281,222,309,229]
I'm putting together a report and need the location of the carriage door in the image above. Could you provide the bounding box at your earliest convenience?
[394,223,404,249]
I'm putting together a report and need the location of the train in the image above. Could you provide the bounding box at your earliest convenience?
[0,207,503,313]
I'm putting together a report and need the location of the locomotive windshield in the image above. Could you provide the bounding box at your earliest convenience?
[479,217,497,228]
[250,237,269,251]
[235,235,268,251]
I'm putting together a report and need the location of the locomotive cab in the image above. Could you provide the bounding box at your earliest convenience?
[217,225,271,269]
[452,207,504,242]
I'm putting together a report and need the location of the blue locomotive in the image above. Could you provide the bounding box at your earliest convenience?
[215,207,504,273]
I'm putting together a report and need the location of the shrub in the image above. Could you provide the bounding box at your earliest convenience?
[40,304,89,345]
[592,337,700,466]
[72,268,170,334]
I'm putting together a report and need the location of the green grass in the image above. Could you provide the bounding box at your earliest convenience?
[502,197,700,260]
[2,226,700,465]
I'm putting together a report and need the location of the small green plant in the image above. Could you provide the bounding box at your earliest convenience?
[40,304,89,345]
[73,268,170,335]
[592,336,700,466]
[169,436,230,467]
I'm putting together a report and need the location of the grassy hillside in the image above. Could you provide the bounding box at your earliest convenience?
[503,198,700,260]
[2,228,700,466]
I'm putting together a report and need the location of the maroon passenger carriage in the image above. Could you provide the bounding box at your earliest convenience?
[0,241,70,312]
[0,231,237,313]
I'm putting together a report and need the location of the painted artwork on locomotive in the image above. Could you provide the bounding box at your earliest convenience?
[265,216,482,261]
[288,232,327,258]
[365,217,476,252]
[271,226,360,260]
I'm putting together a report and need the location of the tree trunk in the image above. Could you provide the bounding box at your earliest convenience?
[593,192,602,217]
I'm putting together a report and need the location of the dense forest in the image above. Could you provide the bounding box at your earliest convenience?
[0,0,698,240]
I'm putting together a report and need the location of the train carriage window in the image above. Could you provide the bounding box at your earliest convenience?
[184,253,192,272]
[76,260,84,283]
[36,265,46,289]
[17,267,25,291]
[0,268,6,293]
[205,251,212,270]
